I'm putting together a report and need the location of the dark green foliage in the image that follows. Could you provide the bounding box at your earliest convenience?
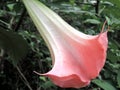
[92,79,116,90]
[0,0,120,90]
[0,27,29,65]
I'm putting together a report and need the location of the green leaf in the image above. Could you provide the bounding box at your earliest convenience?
[107,51,119,63]
[108,0,120,8]
[69,0,75,5]
[39,77,46,82]
[117,69,120,87]
[105,16,112,25]
[84,19,101,24]
[92,79,116,90]
[0,27,29,66]
[41,80,57,89]
[102,0,120,19]
[7,3,15,11]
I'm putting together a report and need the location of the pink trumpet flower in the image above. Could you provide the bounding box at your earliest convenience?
[23,0,108,88]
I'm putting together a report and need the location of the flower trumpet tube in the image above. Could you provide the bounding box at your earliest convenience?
[23,0,108,88]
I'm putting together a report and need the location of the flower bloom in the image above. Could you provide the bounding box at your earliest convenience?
[23,0,108,88]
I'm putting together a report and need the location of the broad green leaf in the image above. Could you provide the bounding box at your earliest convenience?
[84,19,101,24]
[0,27,29,66]
[92,79,116,90]
[102,0,120,19]
[69,0,75,5]
[7,3,15,11]
[108,0,120,8]
[102,1,114,6]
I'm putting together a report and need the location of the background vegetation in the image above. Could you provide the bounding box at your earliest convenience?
[0,0,120,90]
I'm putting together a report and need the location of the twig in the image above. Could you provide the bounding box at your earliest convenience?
[0,49,4,56]
[0,19,13,30]
[14,8,26,31]
[16,66,33,90]
[94,0,100,16]
[0,49,4,63]
[0,24,12,31]
[0,19,9,26]
[0,49,4,72]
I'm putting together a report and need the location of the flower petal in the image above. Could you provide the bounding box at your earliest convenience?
[41,31,108,88]
[23,0,108,88]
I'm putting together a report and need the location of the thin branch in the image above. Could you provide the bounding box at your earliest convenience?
[14,8,26,31]
[0,49,4,72]
[0,19,9,26]
[16,66,33,90]
[94,0,100,16]
[0,49,4,63]
[0,24,12,31]
[0,49,4,56]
